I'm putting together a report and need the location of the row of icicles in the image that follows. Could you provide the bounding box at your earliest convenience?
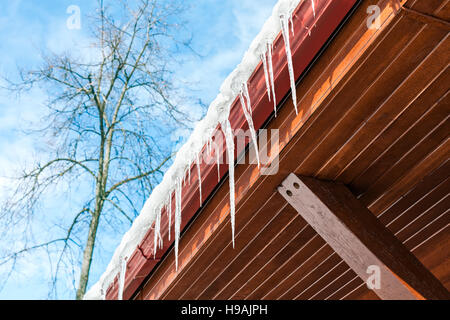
[113,0,316,300]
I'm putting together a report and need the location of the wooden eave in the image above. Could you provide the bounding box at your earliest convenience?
[107,0,450,300]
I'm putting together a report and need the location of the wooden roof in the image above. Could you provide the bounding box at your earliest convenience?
[109,0,450,300]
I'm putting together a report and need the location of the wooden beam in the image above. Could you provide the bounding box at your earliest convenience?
[277,174,449,300]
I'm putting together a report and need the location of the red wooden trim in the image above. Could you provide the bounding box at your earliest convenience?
[105,0,359,300]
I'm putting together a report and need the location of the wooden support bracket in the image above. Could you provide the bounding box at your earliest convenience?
[278,174,449,300]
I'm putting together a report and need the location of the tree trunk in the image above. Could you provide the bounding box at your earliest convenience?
[76,204,102,300]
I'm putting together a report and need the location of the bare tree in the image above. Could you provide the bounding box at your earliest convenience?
[0,0,199,299]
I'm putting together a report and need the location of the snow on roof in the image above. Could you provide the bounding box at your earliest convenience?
[84,0,311,300]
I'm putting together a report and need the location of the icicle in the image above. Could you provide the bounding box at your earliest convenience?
[196,153,202,206]
[280,14,298,115]
[261,52,271,102]
[188,162,191,184]
[209,136,213,155]
[222,120,236,248]
[174,179,182,270]
[311,0,316,18]
[267,43,277,117]
[242,82,252,116]
[159,209,163,249]
[118,256,127,300]
[168,195,172,241]
[216,142,221,182]
[240,84,260,167]
[290,14,294,36]
[153,208,161,257]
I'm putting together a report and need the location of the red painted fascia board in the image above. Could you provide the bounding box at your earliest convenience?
[105,0,358,300]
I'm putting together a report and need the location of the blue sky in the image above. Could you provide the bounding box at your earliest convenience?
[0,0,278,299]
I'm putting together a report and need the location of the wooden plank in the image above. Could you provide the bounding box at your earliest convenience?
[245,237,331,300]
[283,256,348,300]
[229,227,321,299]
[339,67,450,185]
[404,214,450,251]
[344,282,380,300]
[412,226,450,290]
[184,201,297,299]
[303,24,449,180]
[278,173,450,300]
[387,181,450,235]
[377,160,449,221]
[359,116,449,206]
[163,190,290,299]
[210,212,308,299]
[309,268,357,300]
[318,36,450,180]
[327,276,370,300]
[365,138,450,214]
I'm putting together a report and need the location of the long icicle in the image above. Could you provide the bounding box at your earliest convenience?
[215,138,221,182]
[240,84,260,167]
[267,43,277,116]
[209,136,213,154]
[117,256,127,300]
[174,179,182,270]
[159,208,163,249]
[280,14,298,114]
[261,52,271,102]
[196,153,202,206]
[168,195,172,241]
[222,120,236,248]
[153,208,161,257]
